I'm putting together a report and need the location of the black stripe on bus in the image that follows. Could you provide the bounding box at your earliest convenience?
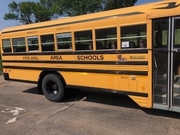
[2,49,148,56]
[2,12,144,34]
[2,60,148,66]
[67,85,148,98]
[3,66,148,76]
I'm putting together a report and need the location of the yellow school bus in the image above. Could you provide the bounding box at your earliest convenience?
[1,0,180,112]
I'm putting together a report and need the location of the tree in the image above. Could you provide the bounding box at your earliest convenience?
[33,2,53,22]
[60,0,104,16]
[104,0,137,11]
[40,0,137,17]
[4,0,138,24]
[40,0,104,17]
[39,0,60,18]
[4,1,53,24]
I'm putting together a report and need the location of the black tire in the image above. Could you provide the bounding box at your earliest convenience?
[42,73,64,102]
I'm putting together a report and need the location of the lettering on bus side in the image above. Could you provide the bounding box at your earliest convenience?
[27,31,37,34]
[129,56,146,59]
[23,56,38,60]
[50,55,63,60]
[77,55,104,61]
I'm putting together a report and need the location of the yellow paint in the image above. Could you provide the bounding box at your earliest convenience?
[130,96,149,108]
[1,0,179,110]
[4,69,40,82]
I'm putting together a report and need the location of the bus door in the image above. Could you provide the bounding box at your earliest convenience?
[153,17,180,112]
[171,17,180,112]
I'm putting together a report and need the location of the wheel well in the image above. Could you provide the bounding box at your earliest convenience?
[37,70,66,94]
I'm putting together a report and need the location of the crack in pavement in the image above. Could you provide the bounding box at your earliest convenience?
[0,81,10,86]
[167,118,174,135]
[20,96,87,134]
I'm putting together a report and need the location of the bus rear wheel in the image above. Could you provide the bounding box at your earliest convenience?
[42,73,64,102]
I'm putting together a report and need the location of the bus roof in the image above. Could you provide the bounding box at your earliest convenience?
[1,0,180,34]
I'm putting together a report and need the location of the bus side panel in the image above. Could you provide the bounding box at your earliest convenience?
[61,72,148,92]
[60,71,150,107]
[2,68,150,108]
[3,68,40,83]
[129,96,150,108]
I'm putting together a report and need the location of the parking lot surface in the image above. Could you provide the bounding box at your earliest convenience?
[0,75,180,135]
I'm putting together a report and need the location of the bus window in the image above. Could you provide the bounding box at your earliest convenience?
[27,36,39,52]
[95,27,117,50]
[12,37,26,52]
[75,30,93,51]
[121,24,147,49]
[41,34,55,52]
[153,20,168,48]
[174,19,180,48]
[56,33,72,50]
[2,39,12,53]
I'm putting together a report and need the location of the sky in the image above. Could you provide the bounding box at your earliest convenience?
[0,0,159,30]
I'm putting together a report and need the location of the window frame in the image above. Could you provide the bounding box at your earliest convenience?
[95,27,117,50]
[27,36,39,52]
[56,32,73,51]
[74,30,93,51]
[12,37,26,53]
[40,34,55,52]
[120,24,147,49]
[2,38,12,53]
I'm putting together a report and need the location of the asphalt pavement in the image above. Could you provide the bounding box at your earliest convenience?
[0,75,180,135]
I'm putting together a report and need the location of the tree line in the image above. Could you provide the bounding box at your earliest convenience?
[4,0,137,24]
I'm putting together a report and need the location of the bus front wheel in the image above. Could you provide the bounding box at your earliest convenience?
[42,73,64,102]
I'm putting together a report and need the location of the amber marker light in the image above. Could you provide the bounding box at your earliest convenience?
[141,86,145,90]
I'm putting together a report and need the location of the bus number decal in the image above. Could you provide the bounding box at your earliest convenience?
[77,55,104,61]
[121,76,128,79]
